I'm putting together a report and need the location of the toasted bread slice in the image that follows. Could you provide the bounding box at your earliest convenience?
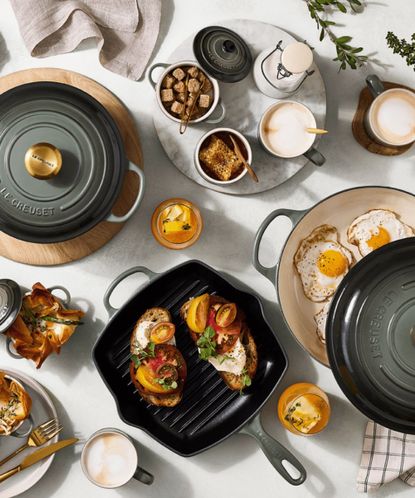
[130,307,184,407]
[180,296,257,391]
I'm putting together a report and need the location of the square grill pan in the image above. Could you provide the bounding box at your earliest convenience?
[93,260,287,456]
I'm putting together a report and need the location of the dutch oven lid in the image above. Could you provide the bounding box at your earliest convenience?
[0,279,22,333]
[193,26,252,82]
[0,82,124,243]
[327,238,415,434]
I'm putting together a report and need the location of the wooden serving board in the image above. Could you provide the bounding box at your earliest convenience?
[0,68,143,266]
[352,81,414,156]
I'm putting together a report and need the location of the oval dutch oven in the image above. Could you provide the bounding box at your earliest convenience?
[0,82,145,243]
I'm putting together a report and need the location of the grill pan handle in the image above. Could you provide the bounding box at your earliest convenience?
[240,413,306,486]
[104,266,157,317]
[253,208,307,285]
[106,163,145,224]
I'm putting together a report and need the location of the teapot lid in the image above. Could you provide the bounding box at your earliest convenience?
[0,279,22,333]
[193,26,252,82]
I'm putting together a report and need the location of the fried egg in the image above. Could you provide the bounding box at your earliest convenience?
[348,209,413,257]
[207,339,246,375]
[294,225,354,302]
[314,301,331,344]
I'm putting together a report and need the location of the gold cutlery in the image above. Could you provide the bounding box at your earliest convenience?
[229,134,259,183]
[0,438,78,484]
[306,128,328,134]
[0,418,62,468]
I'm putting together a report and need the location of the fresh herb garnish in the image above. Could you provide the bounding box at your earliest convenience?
[386,31,415,71]
[156,378,178,390]
[43,316,83,325]
[197,326,217,360]
[218,354,233,364]
[239,368,252,395]
[131,341,156,367]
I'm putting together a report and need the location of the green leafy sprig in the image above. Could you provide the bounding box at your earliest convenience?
[304,0,369,70]
[131,341,156,367]
[197,326,217,360]
[386,31,415,71]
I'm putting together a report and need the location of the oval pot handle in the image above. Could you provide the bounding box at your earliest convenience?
[6,337,22,360]
[240,413,306,486]
[147,62,170,89]
[205,100,226,124]
[104,266,157,317]
[48,285,71,307]
[106,163,145,224]
[253,208,307,285]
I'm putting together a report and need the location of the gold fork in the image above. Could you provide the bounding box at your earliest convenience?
[0,418,62,468]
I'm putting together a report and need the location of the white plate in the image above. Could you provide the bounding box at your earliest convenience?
[0,369,58,498]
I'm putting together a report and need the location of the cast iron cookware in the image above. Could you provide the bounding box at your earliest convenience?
[93,260,306,485]
[327,238,415,434]
[252,186,415,368]
[0,82,144,243]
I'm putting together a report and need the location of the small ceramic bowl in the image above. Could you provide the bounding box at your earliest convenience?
[148,60,225,125]
[194,128,252,185]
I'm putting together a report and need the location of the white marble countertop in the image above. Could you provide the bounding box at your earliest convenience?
[1,1,414,497]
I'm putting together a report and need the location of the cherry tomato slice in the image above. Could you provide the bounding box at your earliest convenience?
[150,322,175,344]
[215,303,237,328]
[216,333,239,354]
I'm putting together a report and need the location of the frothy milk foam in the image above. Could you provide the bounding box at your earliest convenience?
[261,102,315,157]
[370,90,415,145]
[83,433,137,487]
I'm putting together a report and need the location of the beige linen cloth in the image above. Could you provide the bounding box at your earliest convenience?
[357,421,415,492]
[10,0,161,80]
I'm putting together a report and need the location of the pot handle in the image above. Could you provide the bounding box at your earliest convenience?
[106,163,145,224]
[240,413,306,486]
[48,285,71,307]
[253,208,307,284]
[148,62,170,89]
[104,266,158,317]
[6,337,22,360]
[205,100,226,124]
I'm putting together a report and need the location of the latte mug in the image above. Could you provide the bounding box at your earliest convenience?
[258,101,325,166]
[81,428,154,489]
[365,74,415,147]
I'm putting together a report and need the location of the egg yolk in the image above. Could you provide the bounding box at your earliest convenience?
[367,227,390,250]
[317,250,348,277]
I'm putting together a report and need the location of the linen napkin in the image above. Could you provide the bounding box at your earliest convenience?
[357,420,415,492]
[10,0,161,80]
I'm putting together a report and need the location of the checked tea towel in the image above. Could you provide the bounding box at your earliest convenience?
[358,420,415,492]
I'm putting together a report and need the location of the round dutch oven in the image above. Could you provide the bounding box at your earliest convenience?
[252,186,415,367]
[253,186,415,432]
[0,82,145,243]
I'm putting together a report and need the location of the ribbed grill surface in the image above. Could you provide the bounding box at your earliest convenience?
[110,278,239,436]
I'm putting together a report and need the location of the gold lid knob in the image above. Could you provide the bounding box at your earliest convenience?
[24,143,62,180]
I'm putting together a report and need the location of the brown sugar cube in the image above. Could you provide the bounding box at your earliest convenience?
[188,78,201,93]
[172,67,186,81]
[173,81,186,93]
[199,94,211,108]
[187,66,199,78]
[161,89,174,103]
[186,94,195,107]
[162,75,175,89]
[201,78,213,92]
[171,101,185,115]
[177,92,186,103]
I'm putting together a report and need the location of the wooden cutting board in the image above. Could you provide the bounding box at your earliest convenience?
[0,68,143,266]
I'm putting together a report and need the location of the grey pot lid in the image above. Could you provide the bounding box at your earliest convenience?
[0,279,22,333]
[327,237,415,434]
[0,82,125,243]
[193,26,252,83]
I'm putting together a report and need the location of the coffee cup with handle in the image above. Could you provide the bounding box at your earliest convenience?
[365,74,415,147]
[81,428,154,489]
[258,101,325,166]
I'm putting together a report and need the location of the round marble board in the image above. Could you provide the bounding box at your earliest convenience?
[153,19,327,195]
